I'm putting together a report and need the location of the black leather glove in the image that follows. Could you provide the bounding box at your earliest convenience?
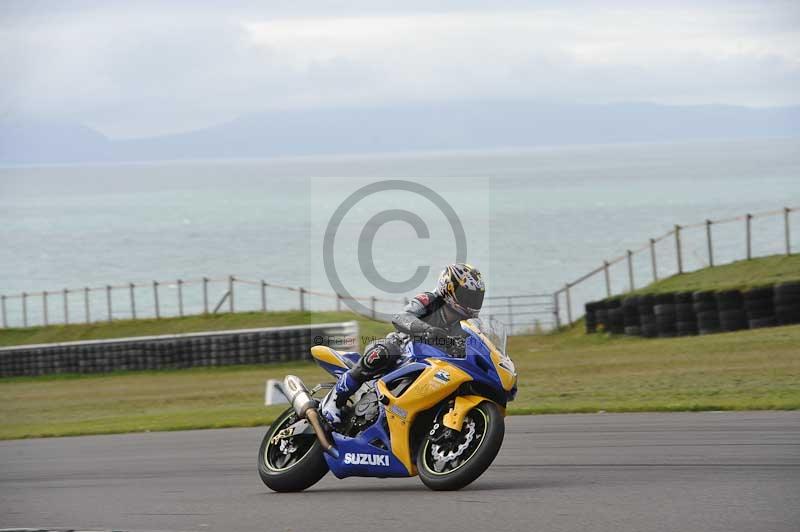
[424,326,449,340]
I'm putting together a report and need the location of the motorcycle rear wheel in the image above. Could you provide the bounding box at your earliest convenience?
[417,401,504,491]
[258,407,329,492]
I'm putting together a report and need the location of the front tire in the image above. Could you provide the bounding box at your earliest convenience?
[258,407,329,492]
[416,401,504,491]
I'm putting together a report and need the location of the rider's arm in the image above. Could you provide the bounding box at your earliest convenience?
[392,293,438,335]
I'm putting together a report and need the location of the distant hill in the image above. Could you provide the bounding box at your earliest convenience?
[2,101,799,164]
[0,119,112,164]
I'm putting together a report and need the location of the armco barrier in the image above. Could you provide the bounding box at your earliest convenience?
[0,321,358,377]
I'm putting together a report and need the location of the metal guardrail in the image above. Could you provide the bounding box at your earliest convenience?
[552,206,798,328]
[0,321,359,377]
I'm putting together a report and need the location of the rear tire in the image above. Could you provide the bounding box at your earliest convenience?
[417,401,504,491]
[258,407,329,492]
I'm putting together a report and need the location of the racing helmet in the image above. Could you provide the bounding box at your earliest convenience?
[436,263,485,317]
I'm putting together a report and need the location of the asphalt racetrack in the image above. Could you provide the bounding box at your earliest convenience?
[1,412,798,532]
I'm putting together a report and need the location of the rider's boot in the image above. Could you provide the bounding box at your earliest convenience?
[321,370,359,425]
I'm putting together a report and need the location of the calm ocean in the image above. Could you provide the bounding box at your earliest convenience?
[1,138,799,326]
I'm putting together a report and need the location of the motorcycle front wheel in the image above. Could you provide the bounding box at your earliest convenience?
[258,407,329,492]
[416,401,505,491]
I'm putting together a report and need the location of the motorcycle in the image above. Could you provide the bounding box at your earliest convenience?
[258,318,517,491]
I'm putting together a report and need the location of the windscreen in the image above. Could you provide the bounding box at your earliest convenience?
[465,317,508,356]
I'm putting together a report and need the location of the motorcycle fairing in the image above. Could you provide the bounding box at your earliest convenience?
[323,407,412,478]
[376,358,474,475]
[310,345,360,377]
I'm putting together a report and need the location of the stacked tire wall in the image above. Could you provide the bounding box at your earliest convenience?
[584,281,800,338]
[0,321,358,377]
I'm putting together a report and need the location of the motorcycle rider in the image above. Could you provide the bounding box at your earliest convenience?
[321,263,485,425]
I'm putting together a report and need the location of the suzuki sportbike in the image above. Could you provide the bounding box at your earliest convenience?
[258,318,517,491]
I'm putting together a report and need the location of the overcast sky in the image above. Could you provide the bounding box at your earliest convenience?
[2,0,799,138]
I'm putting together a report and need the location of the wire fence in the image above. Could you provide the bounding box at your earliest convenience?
[482,294,556,334]
[552,206,798,328]
[0,274,552,336]
[7,206,789,336]
[0,276,405,329]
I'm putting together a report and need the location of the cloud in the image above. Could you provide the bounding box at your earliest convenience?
[1,1,798,137]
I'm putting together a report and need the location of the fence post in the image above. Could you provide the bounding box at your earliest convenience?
[261,280,267,312]
[507,296,513,333]
[706,220,714,266]
[336,293,342,312]
[106,285,112,322]
[129,283,136,320]
[1,295,7,328]
[626,250,634,292]
[371,296,376,319]
[43,291,48,326]
[552,291,561,329]
[177,279,184,317]
[746,213,752,260]
[565,284,572,326]
[228,275,235,313]
[22,292,28,327]
[153,281,160,319]
[63,289,69,324]
[84,287,90,323]
[203,277,209,315]
[603,261,611,297]
[299,287,306,311]
[784,207,791,255]
[675,225,683,274]
[649,238,658,281]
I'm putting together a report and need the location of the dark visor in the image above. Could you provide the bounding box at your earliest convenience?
[455,285,485,311]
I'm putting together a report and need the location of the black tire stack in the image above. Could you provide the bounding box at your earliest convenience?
[654,293,677,338]
[584,301,599,333]
[638,295,657,338]
[775,281,800,326]
[744,287,776,329]
[716,290,747,332]
[606,299,625,335]
[622,296,641,336]
[674,291,698,336]
[693,291,719,335]
[583,281,800,340]
[595,301,609,332]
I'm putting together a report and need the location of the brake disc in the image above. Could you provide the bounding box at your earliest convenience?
[279,438,297,456]
[430,417,477,471]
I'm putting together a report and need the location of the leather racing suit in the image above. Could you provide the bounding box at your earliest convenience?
[322,291,468,423]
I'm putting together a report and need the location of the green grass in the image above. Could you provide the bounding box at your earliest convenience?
[2,255,799,440]
[631,254,800,295]
[1,323,798,440]
[0,310,393,349]
[507,324,800,414]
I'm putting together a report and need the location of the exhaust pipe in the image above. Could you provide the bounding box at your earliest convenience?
[282,375,338,458]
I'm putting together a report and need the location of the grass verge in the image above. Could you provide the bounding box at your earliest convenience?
[631,254,800,295]
[2,323,798,440]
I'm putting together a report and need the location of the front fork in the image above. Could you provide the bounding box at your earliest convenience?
[442,395,487,430]
[426,395,487,444]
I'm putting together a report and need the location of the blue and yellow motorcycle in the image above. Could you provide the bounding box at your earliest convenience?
[258,318,517,491]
